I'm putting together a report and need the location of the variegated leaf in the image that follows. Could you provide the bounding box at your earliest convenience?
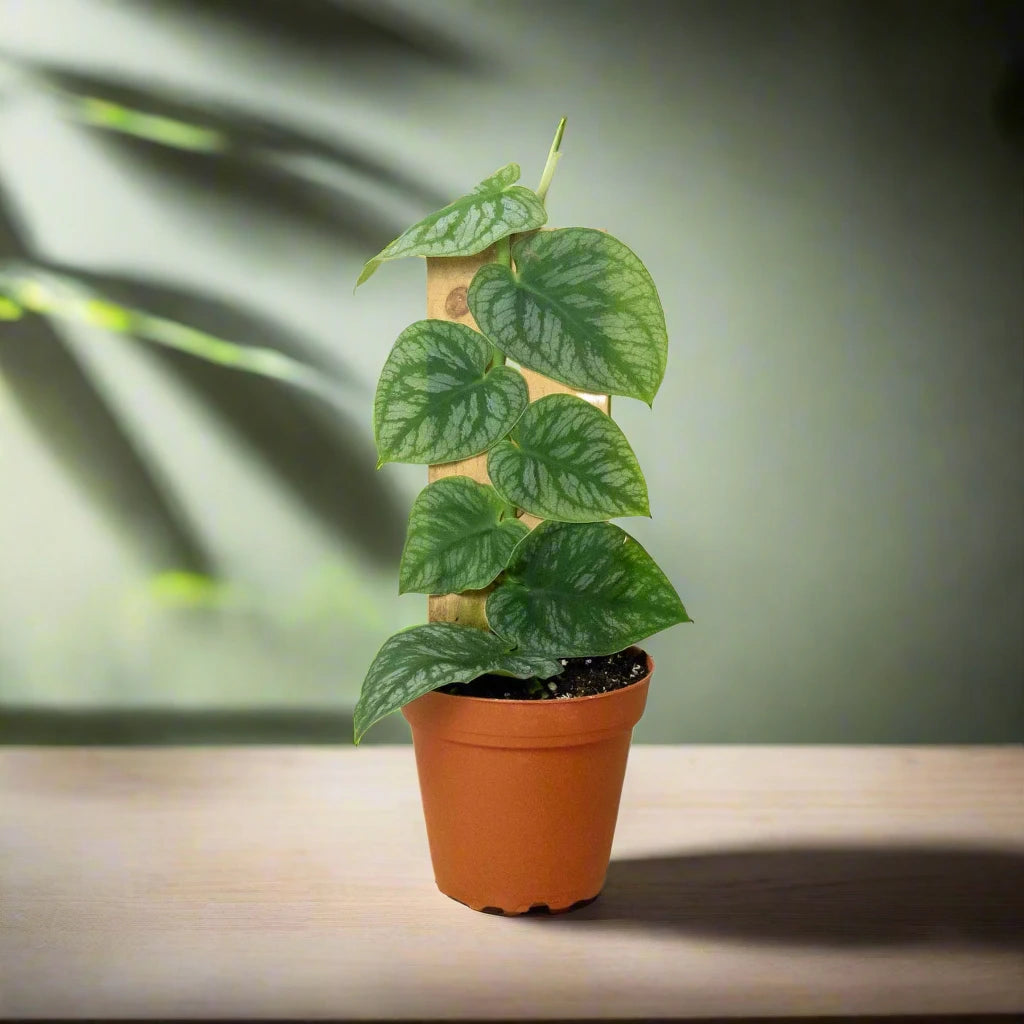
[374,319,529,466]
[353,623,562,742]
[487,393,649,522]
[467,227,668,404]
[487,521,690,656]
[399,476,529,594]
[356,163,548,286]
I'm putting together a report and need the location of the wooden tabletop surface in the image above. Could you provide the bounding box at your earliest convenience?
[1,745,1022,1020]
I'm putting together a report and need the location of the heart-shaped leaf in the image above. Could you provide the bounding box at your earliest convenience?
[468,227,668,404]
[399,476,529,594]
[487,521,690,656]
[356,163,548,286]
[354,623,562,742]
[487,393,650,522]
[374,319,529,466]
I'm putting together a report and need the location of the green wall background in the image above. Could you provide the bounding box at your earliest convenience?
[1,0,1021,742]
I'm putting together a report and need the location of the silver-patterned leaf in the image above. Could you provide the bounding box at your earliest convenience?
[487,393,649,522]
[353,623,563,742]
[467,227,668,404]
[487,520,690,656]
[399,476,529,594]
[374,319,529,466]
[356,163,548,286]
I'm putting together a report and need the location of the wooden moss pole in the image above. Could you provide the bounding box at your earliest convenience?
[425,239,611,628]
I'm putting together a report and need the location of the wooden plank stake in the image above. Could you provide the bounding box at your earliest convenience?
[425,244,610,627]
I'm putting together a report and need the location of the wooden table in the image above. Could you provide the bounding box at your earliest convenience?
[1,746,1022,1020]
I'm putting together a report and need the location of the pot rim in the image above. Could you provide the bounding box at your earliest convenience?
[401,648,653,744]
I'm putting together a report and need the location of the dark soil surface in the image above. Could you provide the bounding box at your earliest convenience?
[438,648,648,700]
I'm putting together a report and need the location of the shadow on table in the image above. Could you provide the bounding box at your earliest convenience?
[533,845,1024,948]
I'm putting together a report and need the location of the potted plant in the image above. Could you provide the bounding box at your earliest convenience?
[353,119,692,915]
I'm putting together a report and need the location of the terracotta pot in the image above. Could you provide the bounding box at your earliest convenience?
[401,649,652,915]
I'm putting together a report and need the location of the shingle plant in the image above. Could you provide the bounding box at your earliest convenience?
[353,119,691,743]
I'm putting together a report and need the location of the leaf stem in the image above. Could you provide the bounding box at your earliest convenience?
[536,116,566,205]
[495,234,510,267]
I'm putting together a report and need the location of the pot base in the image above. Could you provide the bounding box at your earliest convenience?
[446,891,601,916]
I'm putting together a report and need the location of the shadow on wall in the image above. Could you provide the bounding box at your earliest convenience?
[0,0,488,580]
[527,844,1024,949]
[0,706,411,745]
[134,0,485,71]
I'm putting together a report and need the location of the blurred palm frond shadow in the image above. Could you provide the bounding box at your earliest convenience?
[0,0,492,742]
[0,0,488,576]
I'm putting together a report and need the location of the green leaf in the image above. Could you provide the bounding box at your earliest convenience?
[374,319,528,466]
[354,623,563,742]
[399,476,529,595]
[487,521,690,657]
[356,163,548,286]
[468,227,669,404]
[487,393,650,522]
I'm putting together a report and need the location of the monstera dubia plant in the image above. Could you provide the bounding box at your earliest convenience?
[353,119,692,914]
[354,118,690,734]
